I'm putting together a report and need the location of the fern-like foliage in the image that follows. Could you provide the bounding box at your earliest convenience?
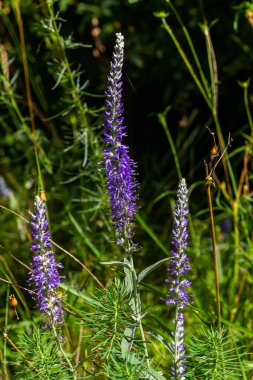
[187,326,247,379]
[81,279,134,360]
[81,279,165,379]
[15,328,72,380]
[81,279,143,376]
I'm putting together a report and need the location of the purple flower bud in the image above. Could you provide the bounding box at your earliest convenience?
[28,195,63,326]
[164,179,191,380]
[103,33,139,249]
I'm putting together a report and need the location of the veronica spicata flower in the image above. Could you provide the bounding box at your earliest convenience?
[164,178,191,380]
[29,195,63,326]
[103,33,138,248]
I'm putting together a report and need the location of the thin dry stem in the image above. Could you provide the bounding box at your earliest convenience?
[0,244,31,271]
[75,325,83,366]
[205,162,221,330]
[0,277,33,293]
[0,204,105,289]
[2,330,38,372]
[50,239,105,289]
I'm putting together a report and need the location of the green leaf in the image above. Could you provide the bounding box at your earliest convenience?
[121,325,136,357]
[123,258,136,311]
[135,214,170,256]
[222,318,253,337]
[68,212,101,257]
[60,283,100,306]
[147,330,172,354]
[138,258,169,283]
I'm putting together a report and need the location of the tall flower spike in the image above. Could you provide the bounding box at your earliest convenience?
[103,33,138,249]
[29,195,63,327]
[164,178,191,380]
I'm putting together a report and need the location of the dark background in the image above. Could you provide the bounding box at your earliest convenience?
[57,0,253,189]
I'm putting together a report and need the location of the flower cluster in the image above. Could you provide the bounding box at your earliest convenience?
[103,33,138,248]
[29,195,63,326]
[164,178,191,380]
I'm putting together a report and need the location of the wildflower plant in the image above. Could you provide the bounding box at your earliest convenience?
[100,33,169,379]
[29,195,63,328]
[101,31,146,363]
[103,32,139,250]
[164,178,191,379]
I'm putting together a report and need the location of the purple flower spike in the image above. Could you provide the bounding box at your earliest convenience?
[164,178,191,380]
[29,195,63,326]
[103,33,138,249]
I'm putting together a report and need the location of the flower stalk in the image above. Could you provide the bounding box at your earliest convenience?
[29,195,63,328]
[102,33,149,364]
[164,178,191,380]
[103,32,138,251]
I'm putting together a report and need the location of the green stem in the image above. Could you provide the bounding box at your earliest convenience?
[158,110,182,180]
[3,287,10,380]
[231,200,240,317]
[129,255,150,366]
[161,18,212,109]
[203,23,218,115]
[37,337,51,379]
[243,82,253,135]
[106,294,119,359]
[14,0,36,133]
[35,149,44,192]
[51,323,75,375]
[123,235,149,366]
[0,68,51,170]
[231,332,248,380]
[161,13,238,199]
[46,0,89,131]
[167,1,210,95]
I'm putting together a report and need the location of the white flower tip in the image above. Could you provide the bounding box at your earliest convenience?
[116,32,124,49]
[181,178,186,186]
[35,195,41,203]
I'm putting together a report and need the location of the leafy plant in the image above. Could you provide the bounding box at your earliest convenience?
[187,326,246,380]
